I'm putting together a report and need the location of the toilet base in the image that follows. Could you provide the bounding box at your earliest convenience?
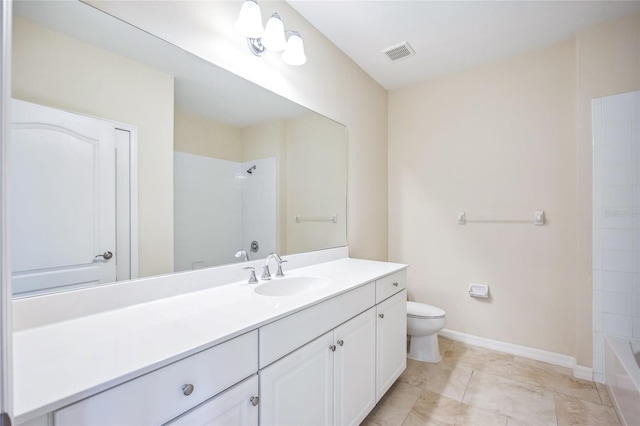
[407,333,441,363]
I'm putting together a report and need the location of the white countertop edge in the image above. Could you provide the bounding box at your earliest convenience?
[14,257,408,422]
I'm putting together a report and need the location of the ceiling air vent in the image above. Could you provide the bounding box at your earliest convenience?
[382,41,415,62]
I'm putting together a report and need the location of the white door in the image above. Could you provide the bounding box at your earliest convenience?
[260,332,334,426]
[166,375,259,426]
[10,99,116,294]
[376,290,408,401]
[334,308,376,426]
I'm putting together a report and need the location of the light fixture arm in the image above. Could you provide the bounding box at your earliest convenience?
[247,37,266,56]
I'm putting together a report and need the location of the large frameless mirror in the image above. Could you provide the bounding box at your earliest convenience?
[10,0,347,296]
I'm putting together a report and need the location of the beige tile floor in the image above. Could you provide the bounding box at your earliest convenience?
[363,336,621,426]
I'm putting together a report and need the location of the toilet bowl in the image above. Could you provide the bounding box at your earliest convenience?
[407,301,446,362]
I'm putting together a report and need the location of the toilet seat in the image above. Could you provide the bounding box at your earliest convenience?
[407,301,445,319]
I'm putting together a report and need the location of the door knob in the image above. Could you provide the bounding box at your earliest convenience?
[95,251,113,260]
[379,313,384,319]
[337,339,344,346]
[250,396,260,406]
[329,344,336,352]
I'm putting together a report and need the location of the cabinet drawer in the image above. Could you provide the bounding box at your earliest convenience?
[55,330,258,426]
[376,270,406,303]
[165,375,258,426]
[259,282,375,368]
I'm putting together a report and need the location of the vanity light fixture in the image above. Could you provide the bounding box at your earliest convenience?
[281,30,306,66]
[262,13,287,51]
[234,0,263,38]
[235,0,306,66]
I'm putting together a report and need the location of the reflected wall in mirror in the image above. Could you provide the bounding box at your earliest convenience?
[11,0,347,296]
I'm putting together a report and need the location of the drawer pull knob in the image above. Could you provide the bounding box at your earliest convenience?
[393,282,399,287]
[182,384,195,396]
[379,313,384,319]
[329,344,337,352]
[250,396,260,406]
[337,339,344,346]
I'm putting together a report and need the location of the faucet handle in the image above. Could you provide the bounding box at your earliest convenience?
[242,266,258,284]
[266,252,282,262]
[261,265,271,281]
[275,259,288,277]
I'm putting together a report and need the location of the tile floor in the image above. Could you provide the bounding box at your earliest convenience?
[362,336,621,426]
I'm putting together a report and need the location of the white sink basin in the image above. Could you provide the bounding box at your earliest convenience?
[254,276,331,297]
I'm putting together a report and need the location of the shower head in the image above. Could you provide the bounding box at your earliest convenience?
[246,165,257,174]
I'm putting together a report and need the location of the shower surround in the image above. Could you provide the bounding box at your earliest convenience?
[592,90,640,383]
[174,153,276,271]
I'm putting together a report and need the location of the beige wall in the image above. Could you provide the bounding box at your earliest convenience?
[12,16,175,278]
[241,119,285,162]
[389,41,579,356]
[174,109,242,162]
[389,13,640,365]
[88,0,389,262]
[286,113,348,254]
[575,13,640,366]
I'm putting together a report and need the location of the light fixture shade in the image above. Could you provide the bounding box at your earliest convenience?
[281,32,306,66]
[235,0,264,39]
[262,13,287,52]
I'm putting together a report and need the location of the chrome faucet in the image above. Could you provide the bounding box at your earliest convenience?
[261,252,288,280]
[242,266,258,284]
[235,249,249,262]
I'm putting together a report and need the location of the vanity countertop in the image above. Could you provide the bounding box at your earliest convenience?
[13,257,407,422]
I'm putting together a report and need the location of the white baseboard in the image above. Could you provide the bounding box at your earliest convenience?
[573,364,594,381]
[439,329,592,381]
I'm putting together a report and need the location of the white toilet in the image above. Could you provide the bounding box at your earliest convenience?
[407,301,446,362]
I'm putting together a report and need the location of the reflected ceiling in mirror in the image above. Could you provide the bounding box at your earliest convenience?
[11,0,347,296]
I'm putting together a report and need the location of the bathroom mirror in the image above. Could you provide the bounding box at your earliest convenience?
[10,0,347,296]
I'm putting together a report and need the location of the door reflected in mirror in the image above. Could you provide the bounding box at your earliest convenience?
[11,0,347,296]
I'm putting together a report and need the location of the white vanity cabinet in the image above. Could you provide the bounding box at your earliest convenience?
[333,307,377,425]
[259,331,334,426]
[259,308,376,426]
[375,289,407,401]
[259,268,407,426]
[54,331,258,426]
[15,260,409,426]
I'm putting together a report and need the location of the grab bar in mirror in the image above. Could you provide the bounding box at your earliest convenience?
[295,213,338,224]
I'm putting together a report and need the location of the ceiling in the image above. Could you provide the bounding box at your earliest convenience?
[287,0,640,90]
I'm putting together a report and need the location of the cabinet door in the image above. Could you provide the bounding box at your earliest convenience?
[334,308,376,426]
[260,332,334,426]
[166,375,258,426]
[376,290,407,401]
